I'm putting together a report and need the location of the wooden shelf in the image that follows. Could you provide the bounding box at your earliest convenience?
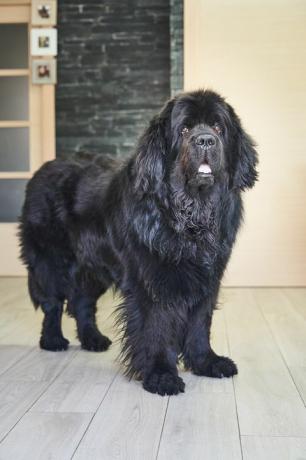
[0,69,29,77]
[0,121,30,128]
[0,5,30,22]
[0,172,31,179]
[0,1,30,4]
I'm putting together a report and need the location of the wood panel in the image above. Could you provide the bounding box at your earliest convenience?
[41,85,56,163]
[0,121,30,128]
[0,225,26,276]
[254,288,306,405]
[184,0,306,286]
[0,1,30,4]
[0,5,29,22]
[72,373,169,460]
[0,412,92,460]
[242,436,306,460]
[0,381,49,442]
[0,69,29,76]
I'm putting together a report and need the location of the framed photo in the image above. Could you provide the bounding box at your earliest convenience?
[32,0,57,26]
[32,59,57,84]
[31,28,57,56]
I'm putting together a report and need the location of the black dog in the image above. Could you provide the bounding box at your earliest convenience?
[19,90,258,395]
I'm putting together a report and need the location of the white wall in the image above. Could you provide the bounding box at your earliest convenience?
[184,0,306,286]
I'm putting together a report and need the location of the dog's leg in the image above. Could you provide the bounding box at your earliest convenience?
[142,346,185,396]
[183,302,237,378]
[40,300,69,351]
[142,313,185,395]
[72,295,112,352]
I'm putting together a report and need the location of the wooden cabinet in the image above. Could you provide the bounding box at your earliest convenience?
[0,1,56,275]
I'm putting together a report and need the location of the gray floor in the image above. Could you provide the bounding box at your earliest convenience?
[0,278,305,459]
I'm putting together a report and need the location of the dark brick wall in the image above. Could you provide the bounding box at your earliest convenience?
[170,0,184,96]
[56,0,171,158]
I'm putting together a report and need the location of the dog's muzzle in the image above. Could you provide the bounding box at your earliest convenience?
[195,133,216,149]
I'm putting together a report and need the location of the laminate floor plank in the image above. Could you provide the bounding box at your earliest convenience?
[157,309,242,460]
[223,288,306,436]
[254,288,306,405]
[0,345,33,377]
[241,435,306,460]
[0,380,49,442]
[31,345,120,413]
[0,347,78,383]
[72,373,169,460]
[0,412,92,460]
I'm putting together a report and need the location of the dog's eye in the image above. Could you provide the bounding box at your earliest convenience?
[213,123,222,135]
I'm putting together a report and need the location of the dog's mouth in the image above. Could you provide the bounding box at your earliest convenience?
[186,161,214,188]
[198,162,213,177]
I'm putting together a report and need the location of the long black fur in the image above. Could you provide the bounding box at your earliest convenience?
[19,90,258,395]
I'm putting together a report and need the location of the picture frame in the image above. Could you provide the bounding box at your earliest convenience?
[31,28,57,56]
[32,58,57,84]
[32,0,57,26]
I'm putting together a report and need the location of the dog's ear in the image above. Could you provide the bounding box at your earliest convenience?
[134,99,174,196]
[229,105,258,191]
[233,127,258,190]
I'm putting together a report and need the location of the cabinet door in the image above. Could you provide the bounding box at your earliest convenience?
[0,5,55,275]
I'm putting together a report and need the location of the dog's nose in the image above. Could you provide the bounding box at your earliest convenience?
[195,134,216,148]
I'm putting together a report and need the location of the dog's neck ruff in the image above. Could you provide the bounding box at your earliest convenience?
[161,182,228,257]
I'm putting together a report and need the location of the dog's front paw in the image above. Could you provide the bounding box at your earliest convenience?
[80,326,112,352]
[40,335,69,351]
[192,352,238,378]
[143,372,185,396]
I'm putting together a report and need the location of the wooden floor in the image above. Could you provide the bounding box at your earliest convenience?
[0,279,305,459]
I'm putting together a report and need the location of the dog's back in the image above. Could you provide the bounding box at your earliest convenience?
[19,153,118,312]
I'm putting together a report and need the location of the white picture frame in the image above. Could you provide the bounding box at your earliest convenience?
[31,0,57,26]
[31,28,57,56]
[32,58,57,84]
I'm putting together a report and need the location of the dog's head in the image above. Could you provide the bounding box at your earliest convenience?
[134,89,258,196]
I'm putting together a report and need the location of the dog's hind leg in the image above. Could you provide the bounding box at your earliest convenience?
[40,300,69,351]
[67,267,112,352]
[28,271,69,351]
[69,293,112,352]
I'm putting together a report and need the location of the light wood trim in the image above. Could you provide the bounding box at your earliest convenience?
[0,121,30,127]
[29,84,41,172]
[0,5,29,21]
[0,2,56,276]
[30,85,56,172]
[0,172,31,178]
[0,224,26,276]
[41,85,56,162]
[0,69,29,77]
[0,0,30,4]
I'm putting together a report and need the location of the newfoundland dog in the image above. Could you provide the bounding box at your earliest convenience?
[19,90,258,395]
